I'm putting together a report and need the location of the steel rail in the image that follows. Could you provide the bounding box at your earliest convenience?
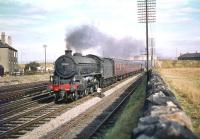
[0,95,53,119]
[0,90,49,110]
[85,74,145,139]
[0,103,67,138]
[0,96,92,138]
[0,81,48,93]
[0,85,48,104]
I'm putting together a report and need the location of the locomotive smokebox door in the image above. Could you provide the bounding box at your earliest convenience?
[55,55,77,79]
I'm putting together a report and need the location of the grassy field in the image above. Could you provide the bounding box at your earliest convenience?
[157,60,200,68]
[158,66,200,135]
[104,77,146,139]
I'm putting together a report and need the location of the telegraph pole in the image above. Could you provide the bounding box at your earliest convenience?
[137,0,156,82]
[43,45,47,72]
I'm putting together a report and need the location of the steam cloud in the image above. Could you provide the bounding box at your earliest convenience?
[66,25,144,59]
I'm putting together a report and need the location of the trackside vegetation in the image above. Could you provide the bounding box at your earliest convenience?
[104,77,146,139]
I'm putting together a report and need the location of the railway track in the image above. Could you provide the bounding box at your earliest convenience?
[0,82,48,104]
[41,73,144,139]
[75,74,145,139]
[0,94,93,139]
[0,91,53,119]
[0,74,143,139]
[0,81,48,93]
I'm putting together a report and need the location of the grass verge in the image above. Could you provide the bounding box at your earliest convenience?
[158,68,200,136]
[104,77,146,139]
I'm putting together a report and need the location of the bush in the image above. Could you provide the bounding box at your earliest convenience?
[24,62,40,72]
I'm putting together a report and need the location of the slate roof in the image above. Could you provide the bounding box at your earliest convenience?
[0,41,17,51]
[179,53,200,58]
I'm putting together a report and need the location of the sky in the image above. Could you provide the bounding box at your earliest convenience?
[0,0,200,63]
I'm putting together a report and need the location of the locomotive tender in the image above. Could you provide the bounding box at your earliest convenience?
[48,50,143,102]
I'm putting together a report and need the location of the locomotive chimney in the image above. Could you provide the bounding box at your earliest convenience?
[65,50,72,56]
[65,41,72,56]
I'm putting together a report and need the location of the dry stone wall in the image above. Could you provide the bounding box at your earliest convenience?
[132,71,199,139]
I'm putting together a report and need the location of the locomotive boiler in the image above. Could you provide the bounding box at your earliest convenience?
[48,50,143,102]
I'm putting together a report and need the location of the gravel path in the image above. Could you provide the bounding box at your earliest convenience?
[19,74,141,139]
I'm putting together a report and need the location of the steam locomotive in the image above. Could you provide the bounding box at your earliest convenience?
[48,50,143,102]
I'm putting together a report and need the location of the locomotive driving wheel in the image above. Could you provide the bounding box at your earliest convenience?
[54,93,60,103]
[73,91,79,100]
[94,82,99,91]
[64,93,69,103]
[90,87,94,94]
[84,89,89,96]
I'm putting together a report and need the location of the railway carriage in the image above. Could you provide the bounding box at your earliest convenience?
[48,50,143,102]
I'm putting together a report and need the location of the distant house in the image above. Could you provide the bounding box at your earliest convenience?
[37,65,54,72]
[0,32,18,74]
[178,52,200,60]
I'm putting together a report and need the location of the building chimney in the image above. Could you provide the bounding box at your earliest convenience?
[1,32,6,44]
[7,36,12,46]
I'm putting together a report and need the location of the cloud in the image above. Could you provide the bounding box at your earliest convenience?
[0,17,45,28]
[157,0,199,24]
[0,0,199,61]
[170,38,200,46]
[157,0,189,9]
[180,7,200,13]
[0,1,47,30]
[0,1,47,16]
[155,0,200,58]
[7,0,81,12]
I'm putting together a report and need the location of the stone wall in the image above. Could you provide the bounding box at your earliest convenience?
[131,71,199,139]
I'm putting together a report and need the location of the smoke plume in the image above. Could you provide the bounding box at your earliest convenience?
[66,25,144,59]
